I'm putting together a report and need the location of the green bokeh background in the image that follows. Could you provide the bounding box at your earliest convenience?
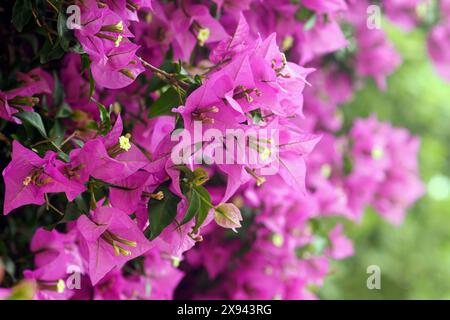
[319,23,450,299]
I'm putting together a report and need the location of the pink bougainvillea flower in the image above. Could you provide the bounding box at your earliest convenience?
[210,13,253,64]
[90,41,145,89]
[173,71,246,137]
[428,22,450,82]
[0,90,18,123]
[346,116,424,224]
[130,6,172,68]
[167,1,229,60]
[383,0,423,31]
[109,170,152,215]
[69,114,148,184]
[355,27,402,90]
[23,228,85,300]
[132,116,175,154]
[7,68,53,97]
[106,0,154,22]
[23,249,80,300]
[60,53,99,116]
[0,68,54,122]
[2,141,84,215]
[301,0,348,14]
[151,200,198,259]
[74,1,144,89]
[275,121,322,192]
[31,228,83,271]
[212,0,253,13]
[295,18,348,65]
[76,206,153,285]
[123,248,184,299]
[0,0,431,301]
[325,224,354,260]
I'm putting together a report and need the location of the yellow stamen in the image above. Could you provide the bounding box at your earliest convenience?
[119,134,132,151]
[320,164,332,178]
[282,35,294,51]
[372,146,384,160]
[23,176,32,186]
[171,256,180,268]
[272,233,284,247]
[102,230,136,257]
[117,247,132,256]
[115,35,123,47]
[151,191,164,200]
[259,146,271,161]
[197,28,210,46]
[56,279,65,293]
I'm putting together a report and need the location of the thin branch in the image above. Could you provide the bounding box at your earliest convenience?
[138,57,190,91]
[45,193,64,216]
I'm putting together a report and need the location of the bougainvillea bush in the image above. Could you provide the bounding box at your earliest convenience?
[0,0,446,300]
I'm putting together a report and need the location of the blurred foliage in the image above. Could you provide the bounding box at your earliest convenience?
[319,22,450,299]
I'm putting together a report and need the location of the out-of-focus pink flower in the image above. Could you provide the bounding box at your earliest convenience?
[428,22,450,82]
[325,224,354,259]
[295,18,348,65]
[355,27,402,90]
[2,141,85,215]
[383,0,423,31]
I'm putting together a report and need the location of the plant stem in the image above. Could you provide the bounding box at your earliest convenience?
[138,57,190,91]
[44,193,64,216]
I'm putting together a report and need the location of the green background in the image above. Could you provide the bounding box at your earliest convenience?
[319,23,450,299]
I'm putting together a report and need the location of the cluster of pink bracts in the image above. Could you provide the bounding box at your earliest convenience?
[1,0,440,300]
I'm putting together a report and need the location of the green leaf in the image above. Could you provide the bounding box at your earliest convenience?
[73,138,84,148]
[303,14,317,31]
[88,69,95,98]
[56,103,72,118]
[295,235,329,258]
[96,102,111,135]
[69,42,84,54]
[180,189,200,225]
[148,87,182,118]
[15,112,47,138]
[81,54,91,73]
[39,39,65,64]
[296,6,314,21]
[146,184,181,240]
[57,12,71,51]
[191,185,212,233]
[343,153,353,175]
[57,151,70,162]
[18,34,39,54]
[53,73,65,109]
[250,109,264,125]
[12,0,32,32]
[74,193,90,214]
[49,119,64,144]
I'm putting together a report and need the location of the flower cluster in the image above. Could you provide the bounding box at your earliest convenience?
[0,0,432,300]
